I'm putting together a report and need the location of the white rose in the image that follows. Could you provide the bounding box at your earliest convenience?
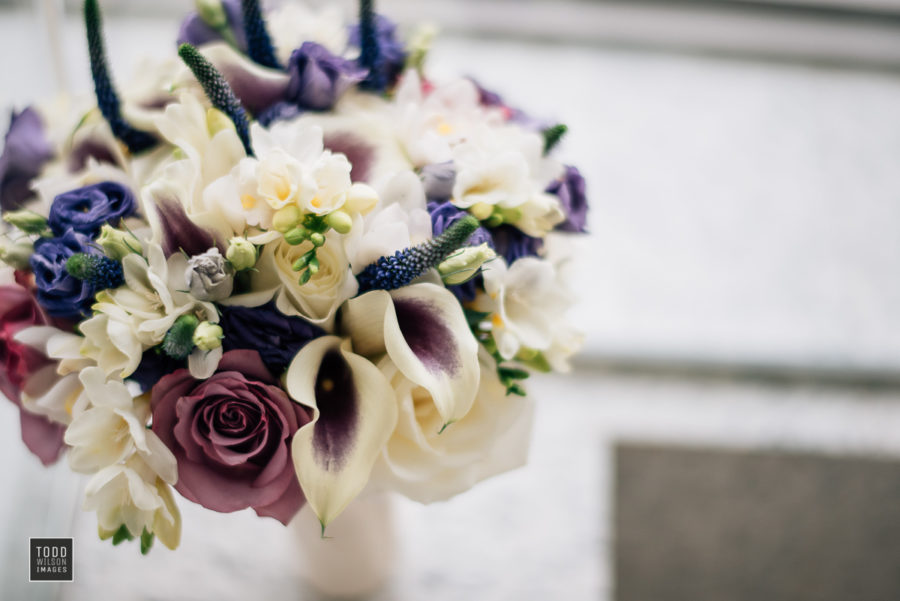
[370,356,534,503]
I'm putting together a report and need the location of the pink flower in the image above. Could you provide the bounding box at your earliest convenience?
[0,274,65,465]
[151,350,311,524]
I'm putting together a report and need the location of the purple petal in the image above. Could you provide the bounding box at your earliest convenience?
[394,298,461,377]
[155,196,223,257]
[323,133,375,183]
[0,107,54,211]
[312,350,359,472]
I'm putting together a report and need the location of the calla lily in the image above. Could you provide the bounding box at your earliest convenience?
[286,336,397,529]
[342,283,480,427]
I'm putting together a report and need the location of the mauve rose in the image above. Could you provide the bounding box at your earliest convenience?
[0,279,65,465]
[286,42,367,111]
[546,165,588,233]
[151,349,311,524]
[48,181,138,238]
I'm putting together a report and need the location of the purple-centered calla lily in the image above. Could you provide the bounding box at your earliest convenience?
[342,283,480,427]
[286,336,397,529]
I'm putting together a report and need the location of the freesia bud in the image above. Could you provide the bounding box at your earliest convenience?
[98,224,142,259]
[323,210,353,234]
[272,205,302,233]
[438,243,496,285]
[468,203,493,221]
[206,107,235,137]
[192,321,223,351]
[225,237,257,270]
[343,183,379,215]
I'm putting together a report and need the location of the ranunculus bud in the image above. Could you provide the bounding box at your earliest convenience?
[3,210,48,235]
[0,238,33,269]
[185,248,234,301]
[438,243,496,285]
[225,237,257,271]
[97,224,142,260]
[192,321,223,351]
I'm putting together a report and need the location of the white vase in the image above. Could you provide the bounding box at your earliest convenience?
[291,493,398,599]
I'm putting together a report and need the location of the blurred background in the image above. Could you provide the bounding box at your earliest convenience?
[2,0,900,599]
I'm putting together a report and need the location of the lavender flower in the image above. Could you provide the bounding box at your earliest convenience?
[349,13,407,91]
[0,108,54,211]
[286,42,367,111]
[177,0,247,52]
[546,165,588,233]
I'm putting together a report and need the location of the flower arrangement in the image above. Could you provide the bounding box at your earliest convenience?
[0,0,587,553]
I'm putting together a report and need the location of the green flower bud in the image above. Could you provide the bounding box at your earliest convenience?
[438,243,496,285]
[98,224,142,260]
[468,203,493,221]
[206,107,235,137]
[292,250,315,272]
[297,268,312,285]
[225,237,257,270]
[0,239,33,270]
[273,206,303,233]
[284,226,309,246]
[192,321,223,351]
[3,210,48,235]
[309,232,325,247]
[196,0,228,29]
[162,314,200,360]
[307,256,320,275]
[323,210,353,234]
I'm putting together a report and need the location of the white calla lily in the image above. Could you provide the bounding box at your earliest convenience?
[342,283,480,427]
[286,336,397,529]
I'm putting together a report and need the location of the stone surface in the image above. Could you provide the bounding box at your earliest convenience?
[615,444,900,601]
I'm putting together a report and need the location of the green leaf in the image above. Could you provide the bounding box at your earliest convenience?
[140,528,155,555]
[542,123,568,154]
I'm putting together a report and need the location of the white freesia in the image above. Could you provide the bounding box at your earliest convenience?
[371,354,534,503]
[82,242,218,378]
[65,367,177,483]
[473,256,578,361]
[286,336,397,529]
[84,455,181,550]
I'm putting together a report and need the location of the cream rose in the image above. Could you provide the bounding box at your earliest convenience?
[370,354,534,503]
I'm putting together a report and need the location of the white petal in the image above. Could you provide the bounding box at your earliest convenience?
[188,346,223,380]
[286,336,397,528]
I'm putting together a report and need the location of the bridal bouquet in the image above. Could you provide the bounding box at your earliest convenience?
[0,0,587,553]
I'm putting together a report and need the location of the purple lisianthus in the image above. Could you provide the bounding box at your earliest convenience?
[286,42,367,111]
[257,101,303,127]
[0,107,54,211]
[219,301,324,375]
[177,0,247,52]
[151,350,311,525]
[29,230,100,320]
[546,165,588,233]
[349,14,407,91]
[428,201,493,247]
[428,201,493,302]
[48,181,137,238]
[490,224,543,265]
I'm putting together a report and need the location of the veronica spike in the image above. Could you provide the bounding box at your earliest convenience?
[358,0,382,90]
[542,123,567,155]
[356,216,480,293]
[240,0,282,69]
[84,0,157,153]
[177,44,254,156]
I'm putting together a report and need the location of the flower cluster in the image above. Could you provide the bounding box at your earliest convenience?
[0,0,586,552]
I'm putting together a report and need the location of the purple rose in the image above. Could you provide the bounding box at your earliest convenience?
[151,350,311,525]
[176,0,247,52]
[48,181,137,238]
[349,14,407,91]
[546,165,588,233]
[29,230,100,320]
[0,107,54,211]
[286,42,367,111]
[219,301,324,375]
